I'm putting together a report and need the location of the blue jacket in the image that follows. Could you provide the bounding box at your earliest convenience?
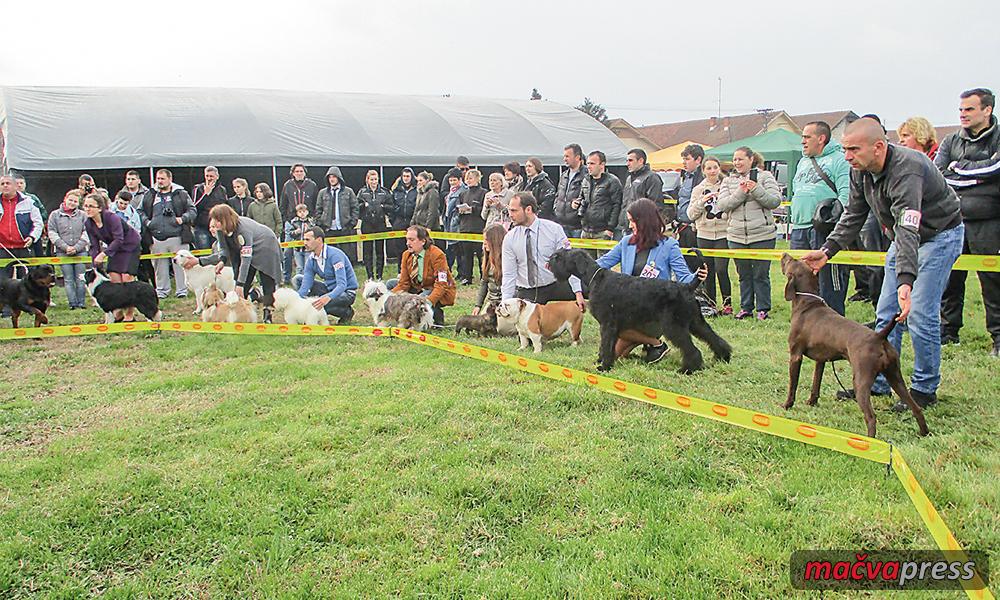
[297,245,358,300]
[596,235,695,284]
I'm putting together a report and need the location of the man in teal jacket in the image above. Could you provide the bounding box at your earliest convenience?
[790,121,852,314]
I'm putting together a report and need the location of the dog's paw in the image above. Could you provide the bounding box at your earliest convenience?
[36,314,49,325]
[596,363,613,372]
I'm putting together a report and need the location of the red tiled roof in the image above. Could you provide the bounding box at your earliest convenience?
[635,112,780,148]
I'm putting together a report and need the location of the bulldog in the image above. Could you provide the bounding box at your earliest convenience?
[496,298,583,353]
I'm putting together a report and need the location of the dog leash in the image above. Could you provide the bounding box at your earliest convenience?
[795,291,852,397]
[1,244,31,278]
[588,267,603,289]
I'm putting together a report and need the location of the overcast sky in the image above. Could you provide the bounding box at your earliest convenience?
[3,0,996,131]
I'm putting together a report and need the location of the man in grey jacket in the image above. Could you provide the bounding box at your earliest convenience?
[617,148,663,239]
[802,119,965,411]
[140,169,196,299]
[552,143,586,238]
[936,88,1000,356]
[315,166,359,259]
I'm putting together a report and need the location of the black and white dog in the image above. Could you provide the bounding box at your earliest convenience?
[84,269,162,323]
[547,248,732,373]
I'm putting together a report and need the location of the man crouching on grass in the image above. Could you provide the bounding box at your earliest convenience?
[292,226,358,324]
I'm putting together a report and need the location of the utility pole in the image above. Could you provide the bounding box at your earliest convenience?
[717,77,722,120]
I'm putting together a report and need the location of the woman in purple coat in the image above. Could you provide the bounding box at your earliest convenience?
[82,191,141,282]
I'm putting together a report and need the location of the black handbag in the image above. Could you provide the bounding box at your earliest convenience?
[808,157,843,234]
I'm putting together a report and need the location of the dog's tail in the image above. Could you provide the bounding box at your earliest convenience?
[685,248,707,290]
[876,314,901,340]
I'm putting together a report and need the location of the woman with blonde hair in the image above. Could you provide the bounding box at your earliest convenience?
[897,117,939,158]
[456,168,486,284]
[482,172,513,229]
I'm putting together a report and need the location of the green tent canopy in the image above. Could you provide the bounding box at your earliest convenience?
[701,128,804,196]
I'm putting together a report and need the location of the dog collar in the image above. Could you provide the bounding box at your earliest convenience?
[588,267,603,288]
[795,292,827,305]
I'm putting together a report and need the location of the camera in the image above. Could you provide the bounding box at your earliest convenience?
[575,196,589,218]
[162,204,175,218]
[749,168,759,182]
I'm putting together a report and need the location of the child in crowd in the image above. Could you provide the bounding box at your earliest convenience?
[283,203,315,281]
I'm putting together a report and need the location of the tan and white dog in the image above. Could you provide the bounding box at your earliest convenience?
[174,249,236,313]
[497,298,583,353]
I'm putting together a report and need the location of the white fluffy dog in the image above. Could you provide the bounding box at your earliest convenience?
[173,249,235,313]
[362,280,434,331]
[272,288,330,325]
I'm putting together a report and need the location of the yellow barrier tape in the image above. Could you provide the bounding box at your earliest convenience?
[892,452,994,599]
[6,228,998,272]
[0,321,385,340]
[0,320,991,596]
[388,327,889,463]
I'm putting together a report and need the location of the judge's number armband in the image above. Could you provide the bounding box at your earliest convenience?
[437,271,448,283]
[334,261,344,271]
[900,208,921,231]
[240,245,253,257]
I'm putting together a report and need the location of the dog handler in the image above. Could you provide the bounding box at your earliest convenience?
[387,225,455,327]
[597,198,708,363]
[292,226,358,324]
[802,118,964,411]
[186,204,283,324]
[502,191,585,309]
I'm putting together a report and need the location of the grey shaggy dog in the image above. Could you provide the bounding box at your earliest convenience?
[362,281,435,331]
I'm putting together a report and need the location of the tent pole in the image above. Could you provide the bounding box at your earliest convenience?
[148,166,154,187]
[271,166,278,198]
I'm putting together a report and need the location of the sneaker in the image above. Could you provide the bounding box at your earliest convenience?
[157,294,168,300]
[262,309,273,325]
[643,343,670,364]
[893,388,937,412]
[941,332,960,346]
[337,308,354,325]
[721,305,733,316]
[175,292,187,298]
[848,292,870,303]
[756,310,769,321]
[734,310,753,320]
[990,340,999,358]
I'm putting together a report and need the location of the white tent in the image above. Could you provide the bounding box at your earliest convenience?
[0,86,627,171]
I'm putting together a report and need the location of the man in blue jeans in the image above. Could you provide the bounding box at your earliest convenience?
[802,118,965,412]
[293,226,357,324]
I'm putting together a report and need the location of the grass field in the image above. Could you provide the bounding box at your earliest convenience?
[1,255,997,598]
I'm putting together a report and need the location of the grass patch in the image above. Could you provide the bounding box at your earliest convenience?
[1,258,996,597]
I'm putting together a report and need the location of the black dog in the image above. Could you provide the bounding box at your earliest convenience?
[547,248,732,372]
[0,264,55,327]
[84,269,162,323]
[455,303,498,336]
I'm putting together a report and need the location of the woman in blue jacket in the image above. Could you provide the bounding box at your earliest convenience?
[596,198,707,363]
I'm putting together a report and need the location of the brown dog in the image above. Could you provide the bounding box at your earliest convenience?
[780,254,928,438]
[200,284,258,323]
[455,303,498,336]
[497,298,583,353]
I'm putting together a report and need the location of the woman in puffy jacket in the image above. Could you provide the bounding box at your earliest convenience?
[481,172,513,229]
[357,169,393,280]
[411,171,441,230]
[687,156,732,315]
[716,147,782,320]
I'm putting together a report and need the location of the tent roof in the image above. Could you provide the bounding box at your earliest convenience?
[0,86,628,171]
[702,128,803,163]
[648,140,712,171]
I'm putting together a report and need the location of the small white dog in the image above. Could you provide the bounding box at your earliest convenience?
[362,280,434,331]
[497,298,583,353]
[174,249,235,313]
[272,288,330,325]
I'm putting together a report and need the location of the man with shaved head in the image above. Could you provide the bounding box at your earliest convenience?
[802,118,964,412]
